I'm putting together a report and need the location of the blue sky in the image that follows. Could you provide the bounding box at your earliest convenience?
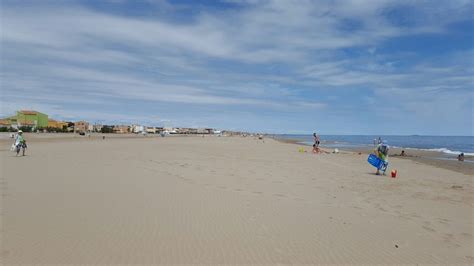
[1,0,472,135]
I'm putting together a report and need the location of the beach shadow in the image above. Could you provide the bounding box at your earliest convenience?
[367,172,386,176]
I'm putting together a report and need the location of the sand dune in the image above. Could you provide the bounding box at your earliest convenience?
[1,135,472,264]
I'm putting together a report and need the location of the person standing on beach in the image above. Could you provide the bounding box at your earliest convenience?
[14,130,27,156]
[313,133,321,153]
[313,133,320,147]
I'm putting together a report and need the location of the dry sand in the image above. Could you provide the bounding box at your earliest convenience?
[1,134,473,264]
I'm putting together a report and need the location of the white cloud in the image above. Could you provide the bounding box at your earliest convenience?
[0,0,472,133]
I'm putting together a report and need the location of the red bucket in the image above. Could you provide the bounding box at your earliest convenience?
[391,169,397,178]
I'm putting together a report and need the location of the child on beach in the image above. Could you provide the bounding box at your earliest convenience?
[14,130,27,156]
[312,144,319,153]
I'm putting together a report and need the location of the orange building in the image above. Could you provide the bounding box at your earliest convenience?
[113,125,129,134]
[0,119,11,128]
[48,119,68,129]
[74,121,90,133]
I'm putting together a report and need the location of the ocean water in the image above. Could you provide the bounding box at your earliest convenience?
[276,135,474,156]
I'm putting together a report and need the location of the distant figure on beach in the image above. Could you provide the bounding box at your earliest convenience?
[400,150,406,156]
[458,153,464,162]
[14,130,27,156]
[312,133,321,153]
[377,137,382,145]
[374,140,389,175]
[313,133,320,147]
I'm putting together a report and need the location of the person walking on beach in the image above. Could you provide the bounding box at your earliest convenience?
[374,140,389,175]
[14,130,27,156]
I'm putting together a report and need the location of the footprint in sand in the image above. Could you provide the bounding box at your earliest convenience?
[443,233,461,248]
[443,233,454,241]
[412,192,426,199]
[422,225,436,233]
[437,218,450,224]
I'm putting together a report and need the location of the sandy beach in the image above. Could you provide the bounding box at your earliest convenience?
[1,134,473,264]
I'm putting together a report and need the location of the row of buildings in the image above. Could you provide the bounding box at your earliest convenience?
[0,110,76,132]
[0,110,219,135]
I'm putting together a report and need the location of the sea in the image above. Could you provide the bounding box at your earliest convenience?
[275,135,474,157]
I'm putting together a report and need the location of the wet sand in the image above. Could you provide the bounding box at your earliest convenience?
[1,134,473,264]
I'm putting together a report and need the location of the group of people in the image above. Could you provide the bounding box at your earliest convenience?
[11,130,27,156]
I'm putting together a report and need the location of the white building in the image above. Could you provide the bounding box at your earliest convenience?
[146,127,156,134]
[163,127,177,134]
[131,125,145,133]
